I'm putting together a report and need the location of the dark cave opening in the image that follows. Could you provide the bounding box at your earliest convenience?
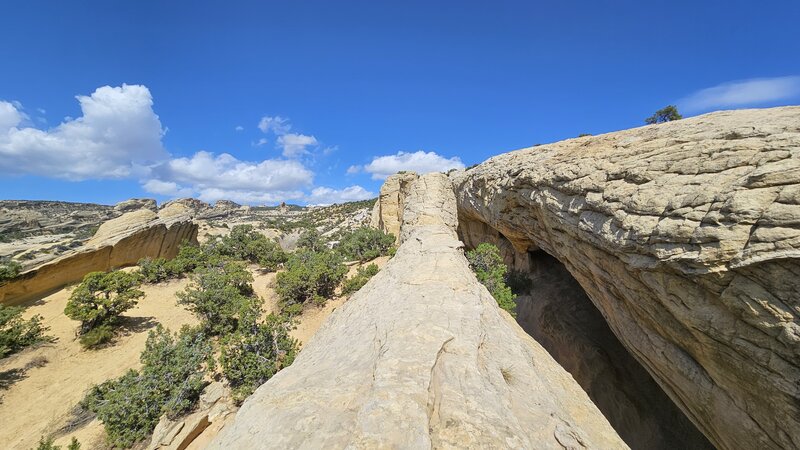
[514,249,714,450]
[458,219,714,449]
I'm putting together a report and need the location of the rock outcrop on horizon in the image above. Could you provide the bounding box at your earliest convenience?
[209,173,627,449]
[452,106,800,450]
[0,203,198,306]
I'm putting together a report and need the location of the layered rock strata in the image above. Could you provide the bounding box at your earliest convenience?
[0,204,198,306]
[209,173,627,449]
[453,106,800,450]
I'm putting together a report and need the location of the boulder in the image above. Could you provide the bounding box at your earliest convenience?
[452,106,800,450]
[209,173,626,449]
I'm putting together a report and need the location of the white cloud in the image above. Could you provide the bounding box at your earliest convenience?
[258,116,291,135]
[363,150,465,180]
[679,76,800,112]
[235,125,244,131]
[0,101,24,131]
[346,164,362,175]
[256,137,269,146]
[0,84,166,180]
[195,187,306,205]
[150,150,313,191]
[143,150,314,204]
[306,185,374,206]
[277,133,318,158]
[142,179,194,197]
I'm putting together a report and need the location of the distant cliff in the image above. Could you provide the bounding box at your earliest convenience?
[0,204,197,306]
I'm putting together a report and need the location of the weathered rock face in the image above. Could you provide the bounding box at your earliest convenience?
[370,171,419,242]
[453,107,800,450]
[210,173,627,449]
[214,199,242,210]
[114,198,157,213]
[0,200,117,238]
[514,251,713,450]
[0,208,198,306]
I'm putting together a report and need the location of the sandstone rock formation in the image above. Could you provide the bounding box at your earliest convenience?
[149,382,236,450]
[370,171,418,242]
[0,200,117,239]
[209,173,627,449]
[214,200,242,210]
[452,106,800,450]
[0,207,198,306]
[114,198,157,212]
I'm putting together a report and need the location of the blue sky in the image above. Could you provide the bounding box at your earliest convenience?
[1,0,799,205]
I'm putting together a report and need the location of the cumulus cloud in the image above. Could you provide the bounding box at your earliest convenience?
[679,76,800,112]
[363,150,464,180]
[346,164,362,175]
[0,84,166,180]
[258,115,291,135]
[143,150,314,204]
[306,185,374,206]
[277,133,318,158]
[141,179,194,197]
[235,125,244,131]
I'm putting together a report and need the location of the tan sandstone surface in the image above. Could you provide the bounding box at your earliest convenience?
[209,173,626,449]
[452,106,800,450]
[0,205,198,306]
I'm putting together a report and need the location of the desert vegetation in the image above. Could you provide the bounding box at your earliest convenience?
[645,105,682,124]
[65,219,393,447]
[0,304,51,358]
[341,263,379,295]
[466,243,517,317]
[81,325,213,447]
[64,271,145,348]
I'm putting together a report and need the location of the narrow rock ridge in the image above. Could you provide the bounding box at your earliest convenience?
[209,173,627,449]
[0,203,198,306]
[452,106,800,450]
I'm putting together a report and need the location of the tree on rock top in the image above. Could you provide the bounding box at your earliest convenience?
[645,105,682,124]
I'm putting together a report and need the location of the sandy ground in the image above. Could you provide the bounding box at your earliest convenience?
[0,256,390,449]
[0,278,197,450]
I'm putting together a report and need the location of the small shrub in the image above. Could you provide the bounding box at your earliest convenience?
[34,436,80,450]
[255,241,287,272]
[137,242,209,284]
[336,227,395,262]
[645,105,682,124]
[0,260,22,284]
[83,325,212,448]
[177,260,257,335]
[77,324,116,349]
[275,249,347,310]
[296,229,325,252]
[207,225,287,271]
[466,243,517,317]
[64,271,144,342]
[220,314,297,403]
[137,257,173,284]
[0,304,52,358]
[341,264,379,295]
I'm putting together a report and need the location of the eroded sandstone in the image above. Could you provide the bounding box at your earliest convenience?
[0,206,198,306]
[452,106,800,450]
[209,173,626,449]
